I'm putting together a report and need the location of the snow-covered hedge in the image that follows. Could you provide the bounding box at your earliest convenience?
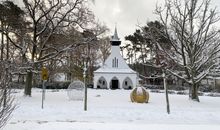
[36,81,71,89]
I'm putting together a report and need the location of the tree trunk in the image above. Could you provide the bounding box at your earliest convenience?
[24,42,36,96]
[190,83,200,102]
[67,72,72,81]
[1,24,4,60]
[18,74,25,83]
[3,67,8,107]
[218,86,220,93]
[25,71,33,96]
[6,33,9,60]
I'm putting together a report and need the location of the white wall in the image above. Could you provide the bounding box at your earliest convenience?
[94,72,137,89]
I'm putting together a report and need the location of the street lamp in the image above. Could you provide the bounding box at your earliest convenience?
[83,64,87,111]
[163,71,170,114]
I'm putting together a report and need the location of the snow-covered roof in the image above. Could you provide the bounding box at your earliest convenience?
[95,66,136,74]
[94,27,136,75]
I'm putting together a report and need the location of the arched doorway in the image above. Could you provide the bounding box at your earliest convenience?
[110,77,120,89]
[122,77,133,89]
[97,76,107,89]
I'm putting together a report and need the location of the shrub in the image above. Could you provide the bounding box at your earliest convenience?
[176,91,187,95]
[36,81,71,89]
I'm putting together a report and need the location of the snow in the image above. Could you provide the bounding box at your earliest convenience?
[95,67,136,73]
[4,88,220,130]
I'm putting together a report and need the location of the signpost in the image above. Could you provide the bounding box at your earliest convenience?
[41,67,48,109]
[42,67,48,81]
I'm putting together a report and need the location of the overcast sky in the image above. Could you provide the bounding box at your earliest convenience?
[91,0,220,41]
[91,0,159,40]
[9,0,220,41]
[12,0,159,40]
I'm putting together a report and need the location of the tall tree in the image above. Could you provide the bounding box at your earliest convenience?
[22,0,94,96]
[0,61,15,129]
[50,22,108,83]
[155,0,220,101]
[0,3,6,60]
[125,29,150,75]
[0,2,24,128]
[82,23,109,84]
[98,37,111,65]
[142,21,172,68]
[0,1,25,61]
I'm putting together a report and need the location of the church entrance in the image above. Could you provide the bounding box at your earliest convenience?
[112,80,119,89]
[110,77,119,89]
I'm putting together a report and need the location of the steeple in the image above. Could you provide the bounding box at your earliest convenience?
[93,25,137,90]
[110,26,121,46]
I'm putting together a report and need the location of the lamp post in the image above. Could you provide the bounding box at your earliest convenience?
[163,72,170,114]
[136,72,139,87]
[83,65,87,111]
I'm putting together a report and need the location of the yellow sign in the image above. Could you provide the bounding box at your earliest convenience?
[41,67,48,80]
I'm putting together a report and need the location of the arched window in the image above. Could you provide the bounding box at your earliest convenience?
[122,77,133,89]
[97,77,107,89]
[112,57,118,68]
[112,59,114,67]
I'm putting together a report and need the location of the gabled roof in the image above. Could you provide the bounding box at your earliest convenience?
[95,66,136,74]
[94,28,136,74]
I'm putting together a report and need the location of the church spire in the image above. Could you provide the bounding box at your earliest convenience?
[110,26,121,46]
[112,26,119,41]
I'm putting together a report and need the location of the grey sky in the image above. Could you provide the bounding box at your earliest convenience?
[91,0,159,40]
[7,0,220,41]
[91,0,220,41]
[12,0,158,40]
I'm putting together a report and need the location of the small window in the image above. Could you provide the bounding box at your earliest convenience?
[114,57,116,67]
[113,57,118,68]
[112,59,114,67]
[125,81,128,86]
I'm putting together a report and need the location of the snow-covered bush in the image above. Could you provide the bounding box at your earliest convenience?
[176,91,187,95]
[36,81,71,89]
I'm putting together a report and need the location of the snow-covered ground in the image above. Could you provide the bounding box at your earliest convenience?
[4,88,220,130]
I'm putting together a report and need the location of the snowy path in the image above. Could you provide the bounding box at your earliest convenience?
[4,89,220,130]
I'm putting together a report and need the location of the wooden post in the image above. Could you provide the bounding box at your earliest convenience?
[163,72,170,114]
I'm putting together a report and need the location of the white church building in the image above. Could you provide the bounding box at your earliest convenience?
[93,28,137,89]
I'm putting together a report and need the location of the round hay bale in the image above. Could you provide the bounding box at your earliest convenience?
[130,86,149,103]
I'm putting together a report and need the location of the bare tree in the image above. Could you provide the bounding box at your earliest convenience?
[155,0,220,101]
[0,61,16,129]
[44,21,109,83]
[98,37,111,65]
[22,0,95,96]
[0,1,26,61]
[0,1,30,85]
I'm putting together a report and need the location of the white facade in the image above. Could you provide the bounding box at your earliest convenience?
[93,28,137,89]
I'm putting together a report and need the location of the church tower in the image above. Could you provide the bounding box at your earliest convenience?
[93,27,137,89]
